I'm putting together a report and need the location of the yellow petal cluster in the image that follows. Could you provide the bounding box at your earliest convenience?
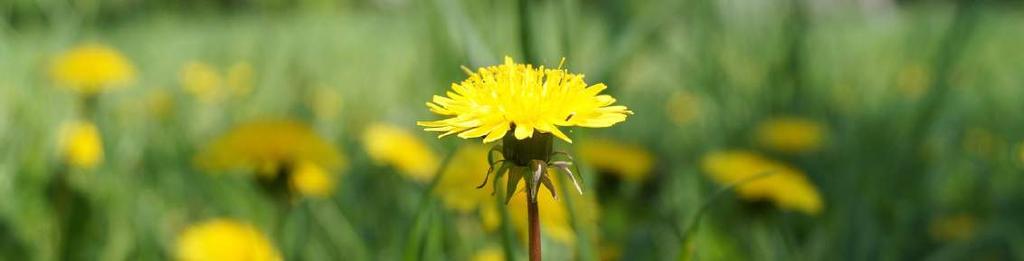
[51,43,136,94]
[289,160,336,198]
[701,150,823,215]
[195,120,345,178]
[176,219,281,261]
[754,117,825,154]
[362,123,439,182]
[418,56,632,143]
[578,138,654,182]
[59,120,104,169]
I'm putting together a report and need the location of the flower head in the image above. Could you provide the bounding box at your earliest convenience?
[195,120,345,179]
[418,56,632,143]
[51,43,136,94]
[362,123,439,182]
[176,219,281,261]
[289,160,336,198]
[59,120,104,169]
[754,117,826,154]
[701,150,823,215]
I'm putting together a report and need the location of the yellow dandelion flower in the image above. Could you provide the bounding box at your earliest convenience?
[226,61,254,97]
[578,138,654,182]
[289,161,336,198]
[701,150,823,215]
[195,120,345,178]
[929,214,977,242]
[59,120,104,169]
[51,43,136,94]
[434,144,493,212]
[417,56,632,143]
[754,117,826,154]
[180,61,224,102]
[176,219,281,261]
[362,123,439,182]
[471,246,505,261]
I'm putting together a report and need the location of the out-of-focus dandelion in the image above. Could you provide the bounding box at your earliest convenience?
[897,64,930,99]
[146,88,175,119]
[1017,142,1024,166]
[578,139,654,182]
[51,43,136,95]
[226,61,254,97]
[180,61,224,103]
[665,90,702,126]
[195,120,345,198]
[929,214,977,242]
[754,117,826,154]
[289,160,336,198]
[418,56,630,260]
[362,123,439,183]
[176,219,281,261]
[310,86,343,123]
[472,246,506,261]
[434,144,493,212]
[506,183,575,246]
[701,150,823,215]
[963,128,998,158]
[59,120,104,169]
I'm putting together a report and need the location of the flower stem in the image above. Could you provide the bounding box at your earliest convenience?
[527,198,541,261]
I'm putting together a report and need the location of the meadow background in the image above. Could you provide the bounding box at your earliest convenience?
[2,0,1024,260]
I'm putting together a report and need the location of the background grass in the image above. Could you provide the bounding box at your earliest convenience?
[2,0,1024,260]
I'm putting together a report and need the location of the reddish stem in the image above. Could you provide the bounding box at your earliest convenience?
[528,199,541,261]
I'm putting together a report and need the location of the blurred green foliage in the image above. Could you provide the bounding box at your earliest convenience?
[2,0,1024,260]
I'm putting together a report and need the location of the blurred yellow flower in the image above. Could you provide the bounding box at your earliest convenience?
[897,64,930,99]
[434,144,493,212]
[701,150,823,215]
[578,139,654,182]
[59,120,104,169]
[963,128,997,158]
[418,56,632,143]
[665,90,702,126]
[471,246,505,261]
[180,61,224,102]
[51,43,136,94]
[929,214,977,242]
[507,186,575,245]
[310,86,343,122]
[195,120,345,179]
[176,219,281,261]
[362,123,439,182]
[146,88,175,118]
[289,160,335,198]
[1018,142,1024,166]
[754,117,825,154]
[226,61,254,97]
